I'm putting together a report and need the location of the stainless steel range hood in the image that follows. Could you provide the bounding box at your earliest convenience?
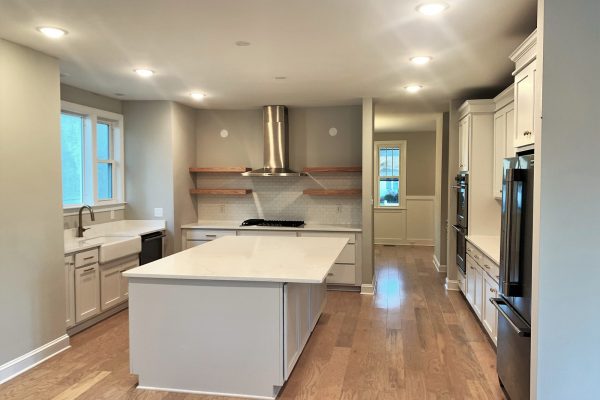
[242,105,306,177]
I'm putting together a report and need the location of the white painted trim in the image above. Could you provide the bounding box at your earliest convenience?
[0,334,70,384]
[433,255,447,272]
[136,385,276,400]
[360,283,375,295]
[445,278,459,291]
[374,140,408,209]
[374,238,434,246]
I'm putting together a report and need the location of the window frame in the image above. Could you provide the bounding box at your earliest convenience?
[60,101,125,212]
[374,140,407,210]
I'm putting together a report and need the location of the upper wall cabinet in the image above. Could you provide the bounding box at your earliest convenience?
[458,115,470,172]
[493,85,515,199]
[510,30,538,149]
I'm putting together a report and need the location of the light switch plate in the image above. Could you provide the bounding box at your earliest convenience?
[154,208,163,217]
[110,210,115,219]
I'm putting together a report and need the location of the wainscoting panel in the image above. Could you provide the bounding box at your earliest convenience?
[374,196,434,246]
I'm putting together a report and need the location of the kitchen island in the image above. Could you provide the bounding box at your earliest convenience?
[124,235,348,399]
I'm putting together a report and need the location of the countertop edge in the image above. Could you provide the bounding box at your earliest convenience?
[181,222,362,232]
[466,235,501,265]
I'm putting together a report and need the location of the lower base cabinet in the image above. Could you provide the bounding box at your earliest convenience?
[65,256,76,328]
[482,272,499,344]
[75,264,100,323]
[100,256,139,311]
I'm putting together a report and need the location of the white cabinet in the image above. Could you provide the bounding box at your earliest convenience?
[510,30,538,149]
[513,61,537,148]
[458,115,470,172]
[482,272,499,344]
[75,263,100,323]
[283,282,311,380]
[237,230,297,237]
[473,262,484,318]
[493,86,515,199]
[309,283,326,331]
[64,256,75,328]
[100,256,139,311]
[465,257,477,307]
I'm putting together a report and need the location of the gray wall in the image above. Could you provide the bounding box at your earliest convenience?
[195,106,362,169]
[0,40,66,364]
[439,113,450,265]
[171,102,198,252]
[60,84,125,228]
[60,83,122,114]
[373,131,436,196]
[123,101,175,254]
[533,0,600,398]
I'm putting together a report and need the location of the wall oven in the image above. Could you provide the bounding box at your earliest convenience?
[451,173,468,275]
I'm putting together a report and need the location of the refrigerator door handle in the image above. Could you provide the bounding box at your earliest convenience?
[451,224,463,233]
[502,169,526,297]
[490,298,531,337]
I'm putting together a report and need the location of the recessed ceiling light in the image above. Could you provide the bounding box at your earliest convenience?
[235,41,251,47]
[190,92,205,100]
[114,93,125,97]
[416,2,449,16]
[37,26,68,39]
[134,68,154,77]
[405,84,423,93]
[410,56,432,65]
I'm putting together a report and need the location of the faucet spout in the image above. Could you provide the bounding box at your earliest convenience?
[77,205,95,238]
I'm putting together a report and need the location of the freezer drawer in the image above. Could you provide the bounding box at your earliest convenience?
[491,298,531,400]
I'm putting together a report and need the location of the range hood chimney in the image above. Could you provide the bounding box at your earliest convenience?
[242,105,306,177]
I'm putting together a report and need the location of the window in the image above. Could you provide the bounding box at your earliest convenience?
[60,101,124,209]
[374,141,407,208]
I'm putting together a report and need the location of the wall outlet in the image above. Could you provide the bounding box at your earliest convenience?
[154,208,163,217]
[110,210,115,220]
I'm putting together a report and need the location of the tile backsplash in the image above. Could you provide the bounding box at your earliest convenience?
[196,174,362,225]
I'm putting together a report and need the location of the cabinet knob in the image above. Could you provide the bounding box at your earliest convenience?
[484,264,490,269]
[474,254,480,259]
[524,131,532,136]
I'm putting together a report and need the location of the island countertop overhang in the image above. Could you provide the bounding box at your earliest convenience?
[123,235,349,284]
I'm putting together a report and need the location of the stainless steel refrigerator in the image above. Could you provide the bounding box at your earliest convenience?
[491,154,533,400]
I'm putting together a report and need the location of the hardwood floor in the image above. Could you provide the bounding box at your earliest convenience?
[0,245,504,400]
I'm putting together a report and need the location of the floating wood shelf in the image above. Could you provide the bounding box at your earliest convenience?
[189,167,252,173]
[302,166,362,173]
[303,189,362,196]
[190,189,252,196]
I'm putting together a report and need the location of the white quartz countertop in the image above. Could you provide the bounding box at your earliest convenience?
[181,220,362,232]
[64,219,166,254]
[123,236,348,283]
[466,235,501,265]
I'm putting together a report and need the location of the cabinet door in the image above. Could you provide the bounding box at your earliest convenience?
[465,258,476,306]
[309,282,326,331]
[482,274,499,344]
[75,264,100,323]
[120,259,139,300]
[64,256,75,328]
[458,116,470,171]
[493,109,507,199]
[283,283,311,380]
[101,264,122,311]
[514,61,537,147]
[473,266,484,318]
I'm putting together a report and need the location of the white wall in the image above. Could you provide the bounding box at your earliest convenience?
[0,40,67,372]
[532,1,600,398]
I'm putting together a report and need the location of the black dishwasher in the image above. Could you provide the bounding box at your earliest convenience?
[140,231,166,265]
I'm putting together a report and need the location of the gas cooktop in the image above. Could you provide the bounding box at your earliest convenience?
[241,219,305,228]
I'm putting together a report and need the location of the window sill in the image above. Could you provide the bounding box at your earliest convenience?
[373,207,407,212]
[63,202,126,217]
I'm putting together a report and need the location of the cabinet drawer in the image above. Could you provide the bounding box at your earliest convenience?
[335,244,356,264]
[298,231,355,244]
[457,270,466,294]
[186,240,208,249]
[326,264,356,285]
[237,230,297,237]
[479,255,500,283]
[186,229,236,241]
[75,249,99,268]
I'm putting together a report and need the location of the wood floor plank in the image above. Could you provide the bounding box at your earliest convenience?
[0,245,504,400]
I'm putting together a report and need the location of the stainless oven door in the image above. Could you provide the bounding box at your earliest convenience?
[452,224,466,275]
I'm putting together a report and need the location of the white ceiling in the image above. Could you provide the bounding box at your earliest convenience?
[0,0,536,110]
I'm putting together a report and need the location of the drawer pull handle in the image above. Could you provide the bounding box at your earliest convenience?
[327,272,334,276]
[205,234,217,238]
[484,264,490,269]
[82,267,95,272]
[474,254,480,259]
[83,256,95,260]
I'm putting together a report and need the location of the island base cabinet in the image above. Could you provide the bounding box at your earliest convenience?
[128,278,325,399]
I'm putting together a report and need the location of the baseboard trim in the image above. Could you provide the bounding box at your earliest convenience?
[433,255,447,272]
[445,278,459,291]
[374,238,434,246]
[0,334,70,384]
[361,283,375,295]
[136,385,276,400]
